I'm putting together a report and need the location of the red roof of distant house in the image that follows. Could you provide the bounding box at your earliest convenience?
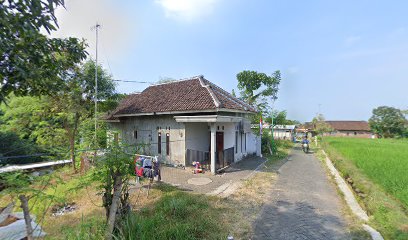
[301,121,371,131]
[106,76,256,119]
[325,121,370,131]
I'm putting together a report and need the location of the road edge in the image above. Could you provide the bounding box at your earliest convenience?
[321,150,384,240]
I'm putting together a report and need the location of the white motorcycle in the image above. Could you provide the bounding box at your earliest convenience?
[302,143,309,153]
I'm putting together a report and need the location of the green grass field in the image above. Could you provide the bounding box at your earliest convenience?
[324,137,408,208]
[323,137,408,239]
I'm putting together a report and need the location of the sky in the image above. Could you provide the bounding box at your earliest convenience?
[52,0,408,122]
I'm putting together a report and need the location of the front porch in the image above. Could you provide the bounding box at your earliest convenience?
[159,155,265,194]
[175,115,256,174]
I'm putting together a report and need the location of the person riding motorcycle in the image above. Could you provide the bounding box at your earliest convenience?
[301,136,310,153]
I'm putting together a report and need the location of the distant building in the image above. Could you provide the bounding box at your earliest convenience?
[272,125,296,140]
[324,121,373,138]
[302,120,373,138]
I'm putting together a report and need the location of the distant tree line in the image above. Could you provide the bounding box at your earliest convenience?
[0,60,125,166]
[369,106,407,138]
[0,0,128,167]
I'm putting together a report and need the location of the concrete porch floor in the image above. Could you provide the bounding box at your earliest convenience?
[158,156,266,194]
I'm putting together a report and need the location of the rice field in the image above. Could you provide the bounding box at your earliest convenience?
[324,137,408,209]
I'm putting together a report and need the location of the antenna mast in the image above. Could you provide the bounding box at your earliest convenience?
[92,23,101,147]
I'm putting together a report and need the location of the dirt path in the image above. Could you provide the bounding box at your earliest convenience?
[252,147,351,240]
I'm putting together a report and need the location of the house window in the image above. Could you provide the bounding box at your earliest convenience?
[166,133,170,156]
[235,131,238,153]
[244,133,246,152]
[241,133,243,153]
[158,133,161,154]
[134,130,137,139]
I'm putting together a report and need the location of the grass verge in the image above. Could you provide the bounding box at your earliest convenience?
[321,137,408,240]
[1,140,293,240]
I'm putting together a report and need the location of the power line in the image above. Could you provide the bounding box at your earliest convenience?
[113,79,153,84]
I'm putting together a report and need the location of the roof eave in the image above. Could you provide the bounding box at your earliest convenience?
[113,108,256,118]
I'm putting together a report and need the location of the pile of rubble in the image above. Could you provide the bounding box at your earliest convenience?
[0,203,46,240]
[51,202,77,216]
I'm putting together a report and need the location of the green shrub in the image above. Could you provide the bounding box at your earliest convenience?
[114,191,226,240]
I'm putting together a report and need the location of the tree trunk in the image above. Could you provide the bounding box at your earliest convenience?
[103,172,113,220]
[267,140,273,155]
[69,134,76,171]
[19,194,33,240]
[69,113,80,172]
[105,174,123,240]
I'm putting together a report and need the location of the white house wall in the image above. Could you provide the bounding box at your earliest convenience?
[110,115,186,166]
[273,129,293,140]
[246,132,257,154]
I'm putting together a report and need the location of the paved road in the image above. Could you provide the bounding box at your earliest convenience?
[252,146,350,240]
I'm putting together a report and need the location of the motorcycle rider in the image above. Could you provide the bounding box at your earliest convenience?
[301,136,310,152]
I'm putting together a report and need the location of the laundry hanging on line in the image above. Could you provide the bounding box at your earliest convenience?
[134,155,160,180]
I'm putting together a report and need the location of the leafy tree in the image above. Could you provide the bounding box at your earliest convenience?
[0,60,118,167]
[369,106,406,138]
[311,114,333,137]
[236,70,281,112]
[0,131,44,165]
[0,95,67,163]
[51,60,116,171]
[0,95,67,154]
[231,89,236,97]
[0,0,88,102]
[264,110,299,125]
[98,93,127,113]
[78,144,135,240]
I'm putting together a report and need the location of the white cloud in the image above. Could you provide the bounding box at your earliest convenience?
[344,35,361,47]
[155,0,219,21]
[50,0,133,59]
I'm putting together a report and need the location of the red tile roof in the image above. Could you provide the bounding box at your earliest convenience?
[107,76,256,118]
[303,121,371,131]
[325,121,371,131]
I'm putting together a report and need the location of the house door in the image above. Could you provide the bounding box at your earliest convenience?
[216,132,224,169]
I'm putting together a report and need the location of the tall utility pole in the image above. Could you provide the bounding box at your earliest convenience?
[92,23,101,147]
[270,99,276,154]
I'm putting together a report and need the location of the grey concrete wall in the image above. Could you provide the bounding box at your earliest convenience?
[185,122,209,152]
[109,113,259,165]
[110,115,186,165]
